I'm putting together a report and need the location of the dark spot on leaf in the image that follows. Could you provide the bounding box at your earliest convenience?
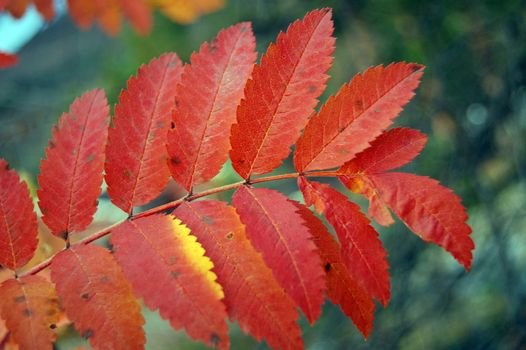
[22,308,32,317]
[226,232,234,240]
[202,216,214,225]
[239,25,246,32]
[355,100,364,109]
[168,59,178,67]
[14,295,25,303]
[4,163,9,170]
[338,127,345,133]
[325,263,331,272]
[81,292,90,300]
[374,108,381,113]
[170,156,181,166]
[210,333,221,346]
[49,324,57,329]
[100,276,109,283]
[410,64,421,72]
[174,100,179,107]
[48,140,56,149]
[94,199,99,207]
[168,256,177,265]
[156,120,165,129]
[210,42,218,53]
[82,329,93,339]
[124,169,133,179]
[46,309,56,316]
[171,271,180,279]
[308,85,317,93]
[86,154,95,162]
[59,231,68,241]
[170,122,175,129]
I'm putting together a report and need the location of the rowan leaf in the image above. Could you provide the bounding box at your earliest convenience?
[168,23,256,191]
[174,200,304,350]
[230,8,335,179]
[0,52,18,69]
[365,173,474,270]
[38,89,110,238]
[232,186,325,323]
[0,159,38,270]
[106,54,183,214]
[294,63,425,172]
[33,0,54,21]
[110,214,229,349]
[0,275,60,350]
[339,127,427,175]
[298,177,391,306]
[294,202,375,339]
[50,244,145,350]
[118,0,152,35]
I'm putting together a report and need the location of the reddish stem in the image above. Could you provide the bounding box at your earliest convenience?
[20,170,343,277]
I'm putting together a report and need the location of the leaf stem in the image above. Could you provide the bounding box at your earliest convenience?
[19,170,342,277]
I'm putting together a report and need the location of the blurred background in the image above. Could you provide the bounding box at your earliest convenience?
[1,0,525,349]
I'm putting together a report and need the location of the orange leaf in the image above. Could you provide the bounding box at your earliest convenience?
[230,8,335,179]
[299,177,391,306]
[118,0,152,35]
[168,22,256,191]
[105,54,183,214]
[110,214,229,349]
[175,200,304,350]
[50,244,145,350]
[232,186,325,323]
[0,159,38,270]
[38,89,110,238]
[294,63,424,172]
[0,275,60,350]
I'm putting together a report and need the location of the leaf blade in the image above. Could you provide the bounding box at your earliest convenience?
[175,200,304,350]
[110,214,229,349]
[232,186,325,323]
[105,53,183,213]
[294,63,424,172]
[0,159,38,270]
[230,8,335,178]
[168,23,256,191]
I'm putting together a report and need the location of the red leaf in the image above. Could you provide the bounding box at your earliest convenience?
[175,200,304,350]
[50,244,145,350]
[118,0,152,35]
[38,89,110,237]
[0,52,18,69]
[4,0,27,18]
[105,54,183,213]
[294,202,375,339]
[232,186,325,323]
[367,173,474,270]
[110,214,229,349]
[67,0,96,29]
[168,23,256,191]
[340,127,427,175]
[33,0,55,21]
[230,8,335,179]
[298,177,391,306]
[0,159,38,270]
[294,63,425,172]
[0,275,60,350]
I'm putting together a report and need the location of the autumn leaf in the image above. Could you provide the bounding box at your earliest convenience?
[0,275,60,350]
[168,22,256,191]
[0,159,38,270]
[299,177,391,306]
[105,54,183,214]
[111,214,229,349]
[175,200,304,350]
[230,8,335,179]
[151,0,224,24]
[50,244,145,350]
[232,185,325,323]
[294,63,424,172]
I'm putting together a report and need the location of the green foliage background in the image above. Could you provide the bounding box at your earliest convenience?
[1,0,525,349]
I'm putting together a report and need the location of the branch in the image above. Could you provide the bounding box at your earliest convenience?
[20,170,344,277]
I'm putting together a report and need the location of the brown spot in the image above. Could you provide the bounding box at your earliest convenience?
[226,232,234,240]
[325,263,331,272]
[410,64,421,72]
[338,126,345,133]
[22,308,33,317]
[49,324,57,329]
[14,295,25,303]
[48,140,56,149]
[355,100,364,109]
[86,154,95,162]
[94,199,99,207]
[171,271,180,279]
[82,329,93,339]
[210,42,218,53]
[308,85,317,93]
[174,100,179,107]
[168,256,177,265]
[4,163,10,170]
[124,169,133,179]
[210,333,221,346]
[59,231,68,241]
[81,292,90,300]
[170,122,175,129]
[170,156,181,166]
[100,276,109,283]
[46,309,56,316]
